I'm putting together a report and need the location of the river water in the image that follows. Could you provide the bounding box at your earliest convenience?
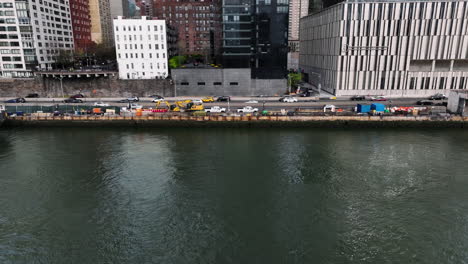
[0,128,467,263]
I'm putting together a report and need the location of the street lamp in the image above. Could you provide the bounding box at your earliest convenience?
[53,75,65,99]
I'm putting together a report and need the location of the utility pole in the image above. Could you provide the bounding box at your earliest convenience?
[173,74,177,97]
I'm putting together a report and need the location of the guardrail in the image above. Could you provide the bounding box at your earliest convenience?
[6,114,468,122]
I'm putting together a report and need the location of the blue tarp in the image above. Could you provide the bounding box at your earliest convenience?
[371,103,385,112]
[357,104,371,113]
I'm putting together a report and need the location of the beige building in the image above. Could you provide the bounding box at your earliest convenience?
[90,0,114,46]
[288,0,309,69]
[300,0,468,97]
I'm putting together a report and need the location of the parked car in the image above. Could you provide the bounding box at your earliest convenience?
[279,97,298,103]
[4,98,26,103]
[127,96,139,102]
[25,93,39,98]
[245,100,258,104]
[64,98,83,103]
[435,102,448,107]
[429,93,447,100]
[237,106,258,113]
[118,99,130,103]
[205,106,226,113]
[130,103,142,109]
[298,92,311,97]
[217,96,231,102]
[371,96,387,101]
[416,100,434,106]
[94,101,109,107]
[70,94,85,99]
[351,95,366,101]
[150,94,164,99]
[192,99,203,104]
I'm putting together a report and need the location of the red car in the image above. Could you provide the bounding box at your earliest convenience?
[70,94,85,99]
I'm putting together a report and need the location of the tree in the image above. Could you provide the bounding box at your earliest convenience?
[288,72,303,89]
[54,49,74,69]
[169,55,187,68]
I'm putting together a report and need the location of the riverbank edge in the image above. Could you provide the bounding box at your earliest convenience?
[2,116,467,128]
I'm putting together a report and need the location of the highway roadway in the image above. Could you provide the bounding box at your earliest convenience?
[1,96,446,111]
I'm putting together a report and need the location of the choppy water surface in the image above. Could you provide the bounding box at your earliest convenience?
[0,128,467,263]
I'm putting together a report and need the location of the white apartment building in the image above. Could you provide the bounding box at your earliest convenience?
[113,16,168,80]
[300,0,468,97]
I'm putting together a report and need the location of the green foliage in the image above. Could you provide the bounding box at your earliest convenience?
[288,73,303,88]
[169,55,187,68]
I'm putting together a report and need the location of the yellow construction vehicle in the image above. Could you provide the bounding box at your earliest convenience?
[175,100,204,112]
[155,100,181,112]
[202,96,215,103]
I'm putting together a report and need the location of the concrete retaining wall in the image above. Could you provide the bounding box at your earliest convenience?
[0,76,173,98]
[4,115,467,128]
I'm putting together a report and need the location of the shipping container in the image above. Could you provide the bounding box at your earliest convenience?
[371,103,385,112]
[357,104,371,113]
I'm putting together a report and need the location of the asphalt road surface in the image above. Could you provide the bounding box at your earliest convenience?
[2,97,446,111]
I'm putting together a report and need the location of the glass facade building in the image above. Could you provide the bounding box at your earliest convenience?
[222,0,289,79]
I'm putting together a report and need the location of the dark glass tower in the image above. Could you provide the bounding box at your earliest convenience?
[222,0,289,79]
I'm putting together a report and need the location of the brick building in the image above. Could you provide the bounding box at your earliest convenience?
[153,0,222,59]
[70,0,93,52]
[136,0,154,17]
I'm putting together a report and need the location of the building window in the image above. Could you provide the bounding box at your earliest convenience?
[459,77,465,89]
[229,82,238,85]
[197,82,205,85]
[409,77,416,89]
[213,82,222,85]
[181,82,189,85]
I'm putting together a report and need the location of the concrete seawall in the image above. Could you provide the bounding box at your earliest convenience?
[3,115,467,128]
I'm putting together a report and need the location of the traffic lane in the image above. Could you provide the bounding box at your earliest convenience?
[3,100,429,109]
[1,96,435,104]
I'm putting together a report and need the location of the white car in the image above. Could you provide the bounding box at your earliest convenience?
[205,106,226,113]
[237,106,258,113]
[192,99,203,104]
[93,101,109,107]
[370,96,387,101]
[130,103,142,109]
[281,97,298,103]
[127,96,139,102]
[152,98,164,103]
[245,100,259,104]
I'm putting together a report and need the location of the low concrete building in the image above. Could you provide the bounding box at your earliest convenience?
[447,90,468,116]
[171,68,287,96]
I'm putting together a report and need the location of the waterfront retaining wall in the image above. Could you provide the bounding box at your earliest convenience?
[4,115,467,128]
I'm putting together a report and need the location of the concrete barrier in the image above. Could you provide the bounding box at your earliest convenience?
[3,115,467,128]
